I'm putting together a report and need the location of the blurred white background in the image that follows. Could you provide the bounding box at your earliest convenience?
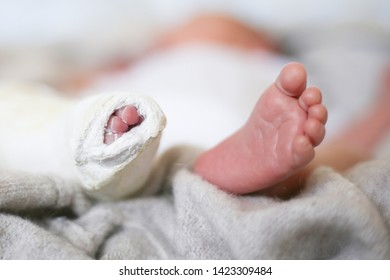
[0,0,389,151]
[0,0,389,81]
[0,0,389,46]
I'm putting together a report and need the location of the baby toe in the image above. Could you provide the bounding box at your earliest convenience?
[308,104,328,124]
[298,87,322,111]
[275,62,307,97]
[115,105,141,126]
[107,115,129,133]
[304,118,326,146]
[292,135,315,167]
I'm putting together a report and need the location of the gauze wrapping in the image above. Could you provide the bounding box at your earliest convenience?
[0,84,166,200]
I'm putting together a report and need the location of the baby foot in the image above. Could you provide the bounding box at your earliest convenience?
[193,62,327,194]
[104,105,143,144]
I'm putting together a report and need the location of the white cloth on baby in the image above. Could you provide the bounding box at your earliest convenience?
[88,45,289,151]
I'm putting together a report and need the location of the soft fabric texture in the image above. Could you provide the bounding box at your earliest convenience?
[1,145,390,259]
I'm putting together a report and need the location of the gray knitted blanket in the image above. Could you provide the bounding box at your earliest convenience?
[1,144,390,259]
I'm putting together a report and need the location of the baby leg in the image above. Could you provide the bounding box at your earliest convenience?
[0,86,166,200]
[68,92,166,200]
